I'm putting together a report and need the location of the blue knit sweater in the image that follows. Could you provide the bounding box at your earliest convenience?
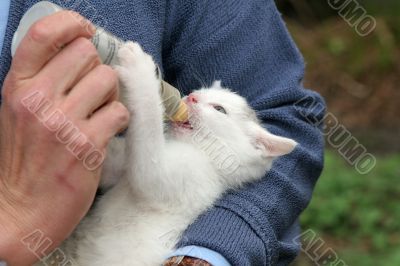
[0,1,325,265]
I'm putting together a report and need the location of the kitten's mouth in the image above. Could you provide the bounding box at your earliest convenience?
[175,120,193,130]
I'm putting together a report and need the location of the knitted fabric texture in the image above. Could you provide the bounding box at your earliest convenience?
[0,1,325,265]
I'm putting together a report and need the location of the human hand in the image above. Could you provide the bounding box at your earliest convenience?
[0,10,129,265]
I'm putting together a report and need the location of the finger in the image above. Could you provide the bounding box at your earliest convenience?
[62,65,119,118]
[87,101,130,147]
[35,37,101,97]
[11,10,96,79]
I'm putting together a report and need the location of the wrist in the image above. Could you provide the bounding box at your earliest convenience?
[0,217,38,266]
[0,191,41,265]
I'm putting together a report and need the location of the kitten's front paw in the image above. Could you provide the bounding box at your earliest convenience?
[116,42,158,82]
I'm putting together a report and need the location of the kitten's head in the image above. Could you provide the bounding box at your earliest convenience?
[170,81,297,187]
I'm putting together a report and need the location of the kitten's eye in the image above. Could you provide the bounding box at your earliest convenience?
[213,105,227,114]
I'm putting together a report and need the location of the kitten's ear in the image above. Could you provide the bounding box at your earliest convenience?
[252,125,297,157]
[211,80,223,89]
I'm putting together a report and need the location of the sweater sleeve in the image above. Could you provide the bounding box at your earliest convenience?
[161,0,325,265]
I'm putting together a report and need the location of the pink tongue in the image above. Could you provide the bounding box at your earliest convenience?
[182,121,192,128]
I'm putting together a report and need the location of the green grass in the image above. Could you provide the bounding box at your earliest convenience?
[297,150,400,265]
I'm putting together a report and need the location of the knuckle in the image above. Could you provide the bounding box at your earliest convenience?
[33,75,55,95]
[2,75,43,109]
[82,130,97,146]
[1,87,12,102]
[1,74,17,101]
[8,92,38,120]
[59,98,75,114]
[2,72,55,106]
[96,65,118,86]
[111,101,130,124]
[9,87,57,124]
[98,65,117,80]
[74,37,98,57]
[28,20,53,43]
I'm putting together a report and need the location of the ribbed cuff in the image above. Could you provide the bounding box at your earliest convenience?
[168,246,231,266]
[177,207,268,266]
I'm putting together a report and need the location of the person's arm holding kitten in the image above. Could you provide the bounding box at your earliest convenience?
[162,0,325,265]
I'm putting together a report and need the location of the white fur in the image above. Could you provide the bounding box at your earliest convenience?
[64,42,297,265]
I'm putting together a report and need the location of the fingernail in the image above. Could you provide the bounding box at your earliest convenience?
[88,22,97,35]
[81,17,96,35]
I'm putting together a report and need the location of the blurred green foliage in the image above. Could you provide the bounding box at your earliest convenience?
[296,150,400,265]
[277,0,400,30]
[281,0,400,77]
[320,22,397,76]
[276,2,399,265]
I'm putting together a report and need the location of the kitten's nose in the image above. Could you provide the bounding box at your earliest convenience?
[187,93,198,104]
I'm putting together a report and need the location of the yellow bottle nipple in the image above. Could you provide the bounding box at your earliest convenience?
[160,81,189,122]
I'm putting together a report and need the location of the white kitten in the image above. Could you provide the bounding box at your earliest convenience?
[66,42,297,265]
